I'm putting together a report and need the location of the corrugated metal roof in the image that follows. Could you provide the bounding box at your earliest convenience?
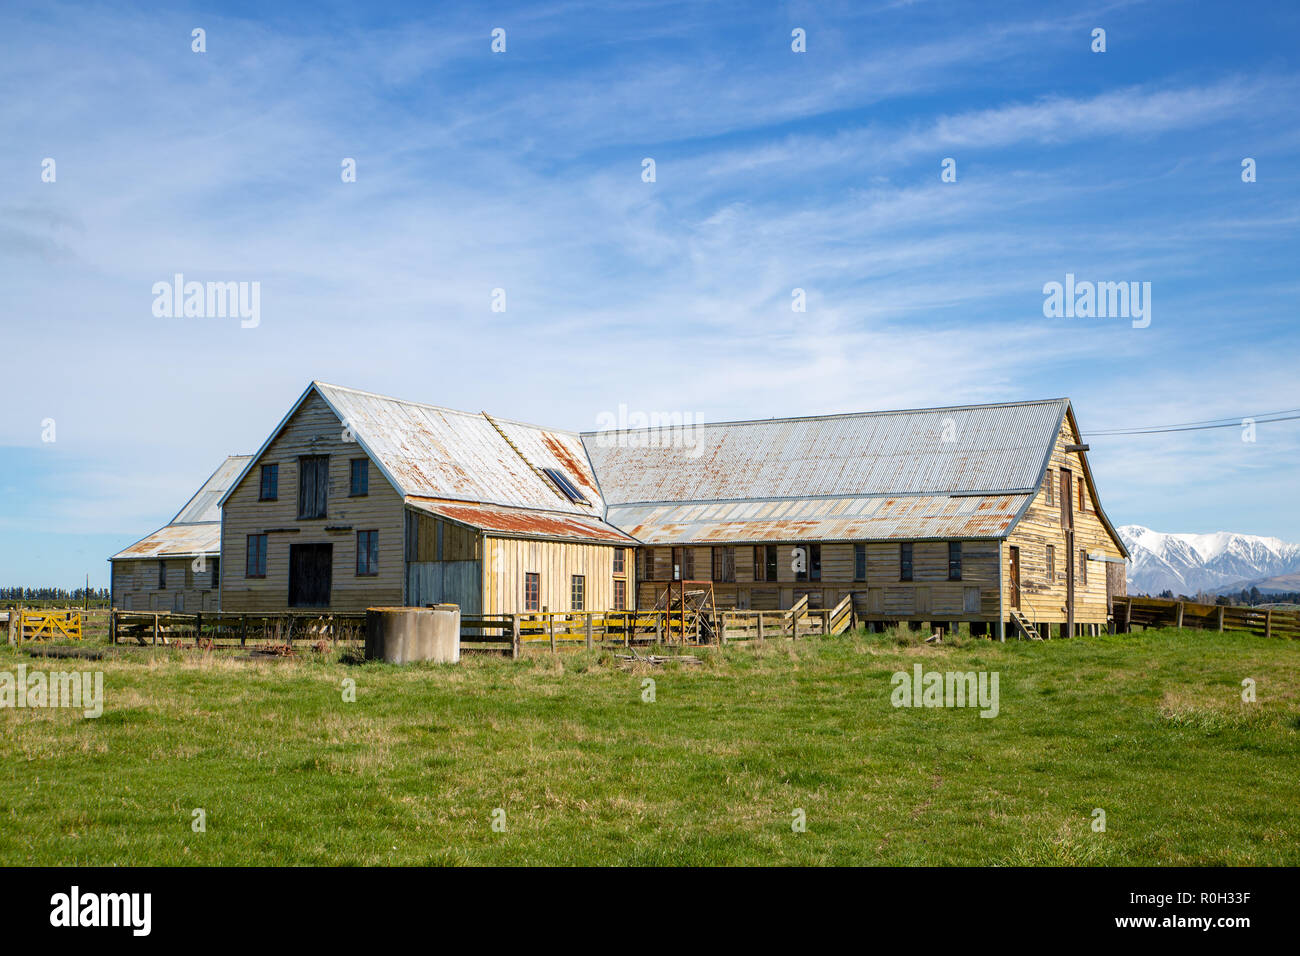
[605,493,1027,544]
[406,498,635,544]
[315,383,603,514]
[111,455,249,560]
[581,400,1066,505]
[110,523,221,560]
[171,455,252,524]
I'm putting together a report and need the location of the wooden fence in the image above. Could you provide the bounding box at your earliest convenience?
[14,610,84,643]
[100,594,859,656]
[1113,597,1300,639]
[110,610,366,647]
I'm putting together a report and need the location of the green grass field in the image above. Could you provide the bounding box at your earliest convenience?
[1,627,1296,865]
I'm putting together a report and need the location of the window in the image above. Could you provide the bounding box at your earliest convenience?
[672,547,694,580]
[356,530,379,576]
[900,543,914,582]
[211,557,220,590]
[613,579,626,611]
[1046,545,1055,579]
[349,458,369,497]
[158,560,167,589]
[246,534,267,578]
[543,467,587,504]
[754,545,777,582]
[524,573,539,611]
[571,574,585,610]
[613,548,625,574]
[948,542,962,581]
[712,546,735,583]
[1079,549,1088,586]
[1045,476,1053,506]
[297,455,329,519]
[1078,480,1086,512]
[259,464,279,501]
[796,544,821,581]
[854,545,867,582]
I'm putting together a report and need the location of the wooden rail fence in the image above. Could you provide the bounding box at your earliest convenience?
[15,610,83,643]
[1113,596,1300,639]
[110,610,366,647]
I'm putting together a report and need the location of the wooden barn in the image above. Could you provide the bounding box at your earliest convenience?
[581,398,1128,638]
[215,383,635,615]
[108,455,250,612]
[114,383,1128,638]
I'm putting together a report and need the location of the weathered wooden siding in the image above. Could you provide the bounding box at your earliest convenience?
[404,509,482,612]
[220,391,404,612]
[482,537,622,614]
[1005,413,1126,625]
[635,541,1000,618]
[112,557,219,612]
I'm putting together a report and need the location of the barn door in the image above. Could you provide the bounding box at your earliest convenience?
[289,543,333,607]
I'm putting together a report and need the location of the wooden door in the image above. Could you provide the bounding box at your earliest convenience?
[1009,546,1021,610]
[289,543,333,607]
[1061,467,1075,633]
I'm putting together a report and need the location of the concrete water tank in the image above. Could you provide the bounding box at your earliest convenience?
[365,605,461,663]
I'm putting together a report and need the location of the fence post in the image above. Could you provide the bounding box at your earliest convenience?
[195,611,202,643]
[757,612,765,643]
[655,612,662,644]
[241,614,248,647]
[585,613,593,650]
[1216,605,1224,633]
[1265,609,1272,640]
[1174,601,1184,629]
[511,614,521,660]
[153,612,159,645]
[546,608,555,653]
[110,608,118,645]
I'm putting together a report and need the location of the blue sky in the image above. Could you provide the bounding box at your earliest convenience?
[1,0,1298,587]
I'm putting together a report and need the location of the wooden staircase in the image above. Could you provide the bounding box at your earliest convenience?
[1009,608,1042,641]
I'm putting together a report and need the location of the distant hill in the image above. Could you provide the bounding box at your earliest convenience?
[1118,525,1300,596]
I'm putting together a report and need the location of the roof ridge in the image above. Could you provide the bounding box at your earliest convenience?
[578,398,1070,436]
[314,381,581,436]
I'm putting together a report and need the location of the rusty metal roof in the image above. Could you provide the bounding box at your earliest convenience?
[314,383,604,514]
[582,399,1066,505]
[605,493,1027,545]
[109,522,222,560]
[111,455,249,560]
[406,498,635,545]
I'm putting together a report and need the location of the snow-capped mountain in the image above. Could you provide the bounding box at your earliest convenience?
[1118,525,1300,596]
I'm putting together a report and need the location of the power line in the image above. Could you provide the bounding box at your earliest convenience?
[1087,408,1300,436]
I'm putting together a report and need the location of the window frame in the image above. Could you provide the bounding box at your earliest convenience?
[948,542,962,581]
[524,572,540,611]
[245,534,268,579]
[900,542,914,582]
[613,578,626,611]
[571,574,585,611]
[854,544,867,582]
[157,559,167,590]
[356,530,379,576]
[1046,544,1056,579]
[1079,549,1088,586]
[349,458,369,497]
[259,463,279,501]
[612,547,625,575]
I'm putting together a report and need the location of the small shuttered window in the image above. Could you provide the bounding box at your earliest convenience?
[298,456,329,519]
